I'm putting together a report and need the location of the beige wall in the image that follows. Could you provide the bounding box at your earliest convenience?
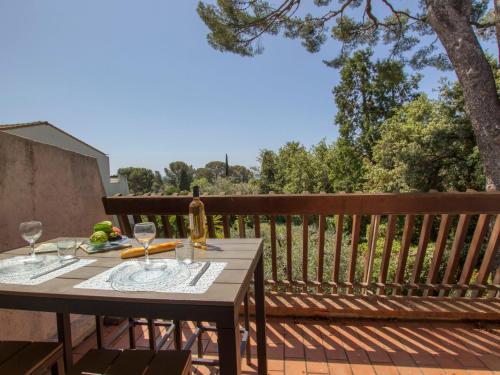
[0,130,109,251]
[0,131,109,344]
[2,124,118,195]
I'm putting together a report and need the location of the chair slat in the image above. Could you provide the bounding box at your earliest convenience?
[332,215,344,293]
[317,214,326,287]
[270,216,278,283]
[408,214,434,296]
[473,214,500,297]
[132,215,142,225]
[286,215,293,285]
[458,214,490,297]
[439,214,471,297]
[118,215,133,237]
[424,214,453,296]
[206,216,216,238]
[0,341,30,365]
[393,214,415,295]
[160,216,173,238]
[302,215,309,291]
[348,215,361,294]
[222,215,231,238]
[105,349,155,375]
[253,215,261,238]
[144,350,192,375]
[147,215,156,226]
[0,342,63,375]
[377,215,396,295]
[238,216,246,238]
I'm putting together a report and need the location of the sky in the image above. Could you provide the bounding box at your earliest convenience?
[0,0,476,173]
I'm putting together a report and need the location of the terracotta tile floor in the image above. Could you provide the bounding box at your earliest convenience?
[74,318,500,374]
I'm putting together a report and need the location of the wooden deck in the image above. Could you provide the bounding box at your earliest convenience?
[74,318,500,374]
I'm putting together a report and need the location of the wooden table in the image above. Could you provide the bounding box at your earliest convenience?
[0,238,267,375]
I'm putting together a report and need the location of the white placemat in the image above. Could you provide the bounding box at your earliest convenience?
[0,256,96,285]
[74,259,226,294]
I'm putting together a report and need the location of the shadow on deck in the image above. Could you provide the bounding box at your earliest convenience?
[74,317,500,374]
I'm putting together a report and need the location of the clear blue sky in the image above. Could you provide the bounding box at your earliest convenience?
[0,1,475,173]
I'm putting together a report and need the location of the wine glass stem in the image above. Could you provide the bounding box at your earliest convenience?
[145,244,149,264]
[30,240,36,259]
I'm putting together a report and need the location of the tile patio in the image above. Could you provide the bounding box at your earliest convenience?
[74,317,500,374]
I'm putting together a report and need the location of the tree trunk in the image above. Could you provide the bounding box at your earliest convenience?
[426,0,500,191]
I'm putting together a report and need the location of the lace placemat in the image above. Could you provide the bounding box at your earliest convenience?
[0,256,96,286]
[74,260,226,294]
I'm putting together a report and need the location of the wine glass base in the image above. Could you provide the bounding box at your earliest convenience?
[23,257,44,265]
[137,259,167,271]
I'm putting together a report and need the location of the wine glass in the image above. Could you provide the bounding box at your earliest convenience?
[134,222,156,266]
[19,221,43,264]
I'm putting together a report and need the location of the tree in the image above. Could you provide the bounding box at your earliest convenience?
[225,154,230,177]
[229,165,253,183]
[194,167,214,182]
[178,168,191,192]
[164,161,194,191]
[366,94,484,192]
[117,167,156,195]
[152,171,164,193]
[205,161,226,181]
[326,139,366,193]
[198,0,500,190]
[258,149,278,193]
[273,142,316,193]
[333,49,420,159]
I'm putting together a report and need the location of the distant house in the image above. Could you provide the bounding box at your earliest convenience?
[0,121,129,196]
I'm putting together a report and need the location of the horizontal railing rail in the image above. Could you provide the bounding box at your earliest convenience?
[103,192,500,302]
[103,192,500,215]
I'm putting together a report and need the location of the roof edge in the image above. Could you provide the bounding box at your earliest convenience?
[0,121,107,156]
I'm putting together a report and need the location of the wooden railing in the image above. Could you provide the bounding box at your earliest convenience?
[103,192,500,301]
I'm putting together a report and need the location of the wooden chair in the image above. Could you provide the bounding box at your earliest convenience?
[0,341,64,375]
[69,349,191,375]
[95,316,180,352]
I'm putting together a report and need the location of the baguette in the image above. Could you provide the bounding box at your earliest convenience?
[121,241,179,259]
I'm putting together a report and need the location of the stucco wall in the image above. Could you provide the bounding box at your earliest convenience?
[0,131,109,344]
[2,124,118,195]
[0,130,108,251]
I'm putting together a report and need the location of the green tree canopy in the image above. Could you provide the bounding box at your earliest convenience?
[197,0,500,190]
[164,161,194,191]
[152,171,164,193]
[258,149,278,193]
[117,167,156,195]
[229,165,253,183]
[333,49,421,158]
[205,161,226,181]
[367,93,484,192]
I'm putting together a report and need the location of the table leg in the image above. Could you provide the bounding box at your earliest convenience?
[95,315,104,349]
[174,320,182,350]
[56,312,73,371]
[147,319,157,352]
[217,318,241,375]
[254,252,268,375]
[128,318,136,349]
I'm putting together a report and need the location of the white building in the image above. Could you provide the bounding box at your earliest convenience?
[0,121,129,196]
